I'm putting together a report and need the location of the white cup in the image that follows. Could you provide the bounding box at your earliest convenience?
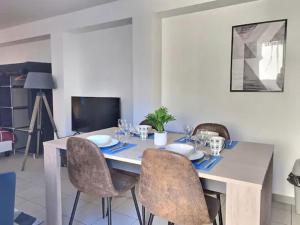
[137,125,151,140]
[210,136,225,156]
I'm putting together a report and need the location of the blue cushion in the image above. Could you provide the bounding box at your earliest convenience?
[0,172,16,225]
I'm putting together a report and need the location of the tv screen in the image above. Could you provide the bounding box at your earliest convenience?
[71,96,120,132]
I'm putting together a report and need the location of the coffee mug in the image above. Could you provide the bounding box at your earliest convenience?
[210,136,225,156]
[137,125,151,140]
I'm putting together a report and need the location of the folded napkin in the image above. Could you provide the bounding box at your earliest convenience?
[100,143,136,155]
[192,156,223,172]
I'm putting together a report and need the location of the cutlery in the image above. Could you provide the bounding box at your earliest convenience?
[110,143,127,152]
[204,158,217,169]
[195,154,211,165]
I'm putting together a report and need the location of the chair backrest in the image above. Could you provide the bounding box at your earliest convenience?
[193,123,230,140]
[0,172,16,225]
[139,120,157,130]
[139,149,211,225]
[67,137,118,197]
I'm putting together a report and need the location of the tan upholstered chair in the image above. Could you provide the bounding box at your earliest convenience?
[193,123,230,140]
[193,123,229,225]
[67,137,142,225]
[139,148,221,225]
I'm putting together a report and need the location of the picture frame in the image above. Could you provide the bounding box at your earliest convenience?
[230,19,287,92]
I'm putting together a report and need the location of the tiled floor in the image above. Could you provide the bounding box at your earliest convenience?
[0,153,299,225]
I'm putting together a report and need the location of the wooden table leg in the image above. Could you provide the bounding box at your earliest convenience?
[44,143,62,225]
[226,159,273,225]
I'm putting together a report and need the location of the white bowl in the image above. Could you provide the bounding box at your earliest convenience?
[165,144,194,157]
[87,135,112,147]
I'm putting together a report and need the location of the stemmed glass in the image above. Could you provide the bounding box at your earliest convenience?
[183,125,194,143]
[117,119,131,143]
[118,119,126,132]
[195,129,207,148]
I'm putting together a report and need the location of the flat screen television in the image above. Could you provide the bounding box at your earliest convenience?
[71,96,120,132]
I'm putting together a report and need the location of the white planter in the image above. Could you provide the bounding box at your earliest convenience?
[154,132,167,146]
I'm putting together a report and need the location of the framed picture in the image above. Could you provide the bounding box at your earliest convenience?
[230,19,287,92]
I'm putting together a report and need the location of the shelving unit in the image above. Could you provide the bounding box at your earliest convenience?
[0,73,29,153]
[0,62,53,155]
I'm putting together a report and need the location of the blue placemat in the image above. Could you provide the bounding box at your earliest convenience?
[174,136,190,143]
[175,137,239,150]
[132,133,154,139]
[116,131,154,139]
[224,140,239,149]
[192,156,223,172]
[100,143,136,155]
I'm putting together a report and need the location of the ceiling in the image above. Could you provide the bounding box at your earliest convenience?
[0,0,117,29]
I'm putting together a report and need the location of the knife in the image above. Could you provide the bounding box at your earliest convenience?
[204,158,217,169]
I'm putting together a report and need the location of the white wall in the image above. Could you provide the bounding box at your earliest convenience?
[0,39,51,64]
[62,24,133,133]
[162,0,300,197]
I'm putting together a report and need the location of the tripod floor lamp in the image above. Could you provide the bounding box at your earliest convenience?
[21,72,59,171]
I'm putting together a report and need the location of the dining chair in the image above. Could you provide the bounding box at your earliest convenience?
[193,123,230,140]
[139,148,221,225]
[67,137,142,225]
[193,123,229,225]
[139,119,157,130]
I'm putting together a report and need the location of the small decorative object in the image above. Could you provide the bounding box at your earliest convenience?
[145,106,175,146]
[230,19,287,92]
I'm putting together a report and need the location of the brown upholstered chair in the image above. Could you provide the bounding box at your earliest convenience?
[139,148,221,225]
[67,137,142,225]
[193,123,229,225]
[193,123,230,140]
[139,120,157,130]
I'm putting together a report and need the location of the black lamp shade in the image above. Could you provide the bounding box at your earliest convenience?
[24,72,55,89]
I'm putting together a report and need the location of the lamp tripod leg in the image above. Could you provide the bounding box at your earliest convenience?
[36,99,42,158]
[42,94,59,139]
[21,95,41,171]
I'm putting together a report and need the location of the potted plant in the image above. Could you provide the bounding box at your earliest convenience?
[145,106,176,146]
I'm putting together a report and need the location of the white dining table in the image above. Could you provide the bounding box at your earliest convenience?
[43,127,274,225]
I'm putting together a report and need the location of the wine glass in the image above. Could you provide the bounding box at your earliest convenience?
[196,129,207,149]
[183,125,194,143]
[118,119,127,134]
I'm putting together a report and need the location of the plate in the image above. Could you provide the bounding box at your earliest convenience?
[164,143,204,161]
[87,135,119,148]
[165,143,194,156]
[188,151,204,161]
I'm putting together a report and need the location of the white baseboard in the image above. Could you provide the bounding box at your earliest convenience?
[273,193,295,205]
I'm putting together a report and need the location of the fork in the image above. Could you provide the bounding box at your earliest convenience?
[110,143,128,152]
[195,152,212,165]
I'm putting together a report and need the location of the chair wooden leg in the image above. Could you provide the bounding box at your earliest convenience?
[107,197,112,225]
[102,198,105,218]
[142,206,146,225]
[147,213,154,225]
[131,187,142,225]
[69,191,80,225]
[217,194,223,225]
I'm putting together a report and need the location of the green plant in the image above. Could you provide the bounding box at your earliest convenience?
[145,106,176,133]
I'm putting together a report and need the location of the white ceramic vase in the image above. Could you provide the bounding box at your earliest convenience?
[154,131,167,146]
